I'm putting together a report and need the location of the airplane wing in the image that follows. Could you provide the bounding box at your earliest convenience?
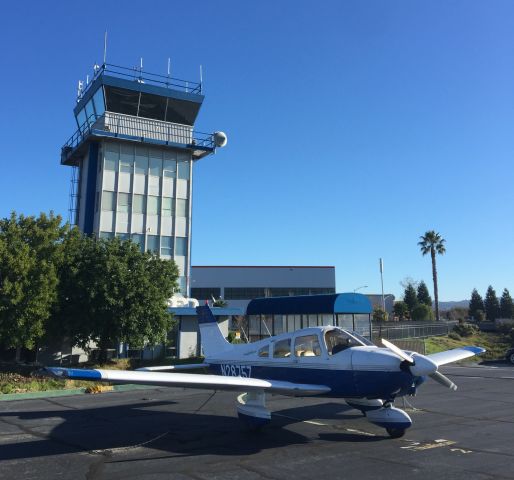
[136,363,210,371]
[426,346,486,367]
[43,367,331,397]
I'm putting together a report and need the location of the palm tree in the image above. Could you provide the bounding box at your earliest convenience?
[418,231,446,321]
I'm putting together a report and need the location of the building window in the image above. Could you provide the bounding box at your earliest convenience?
[224,287,266,300]
[102,191,115,211]
[161,236,173,256]
[133,195,146,214]
[147,196,160,215]
[116,233,129,241]
[135,147,148,174]
[104,145,119,171]
[177,161,190,180]
[149,153,162,176]
[99,231,114,239]
[163,159,176,178]
[117,193,131,213]
[162,197,174,216]
[176,199,188,217]
[92,87,105,117]
[131,234,144,252]
[190,288,221,300]
[175,237,187,256]
[147,235,159,254]
[269,288,291,297]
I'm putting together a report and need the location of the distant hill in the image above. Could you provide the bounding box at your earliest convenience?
[439,300,469,311]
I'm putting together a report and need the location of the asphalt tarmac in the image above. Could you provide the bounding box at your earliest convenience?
[1,364,513,480]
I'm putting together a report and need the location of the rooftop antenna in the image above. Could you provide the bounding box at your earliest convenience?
[103,30,108,65]
[86,74,89,85]
[77,80,84,100]
[200,65,203,93]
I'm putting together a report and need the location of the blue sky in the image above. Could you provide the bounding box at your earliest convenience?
[1,1,513,301]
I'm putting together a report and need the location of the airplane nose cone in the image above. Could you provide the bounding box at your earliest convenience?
[409,354,438,377]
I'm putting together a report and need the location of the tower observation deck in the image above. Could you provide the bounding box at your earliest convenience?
[61,62,226,294]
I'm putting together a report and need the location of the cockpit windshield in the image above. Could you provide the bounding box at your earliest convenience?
[324,328,368,355]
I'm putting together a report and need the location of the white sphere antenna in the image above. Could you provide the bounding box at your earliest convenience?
[213,131,228,148]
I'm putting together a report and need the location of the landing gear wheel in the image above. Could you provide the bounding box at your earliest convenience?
[509,353,514,365]
[386,427,406,439]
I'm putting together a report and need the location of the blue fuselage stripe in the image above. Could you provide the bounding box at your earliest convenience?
[208,363,413,398]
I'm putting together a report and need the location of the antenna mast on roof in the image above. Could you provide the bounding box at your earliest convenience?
[103,31,108,65]
[200,65,203,93]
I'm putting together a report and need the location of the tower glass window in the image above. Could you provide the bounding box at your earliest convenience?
[102,191,115,210]
[147,235,159,254]
[162,197,174,216]
[161,236,173,256]
[133,195,146,214]
[175,237,187,256]
[131,234,145,252]
[117,193,131,212]
[163,159,176,178]
[177,161,190,180]
[149,153,162,176]
[135,147,148,174]
[148,196,160,215]
[176,199,188,217]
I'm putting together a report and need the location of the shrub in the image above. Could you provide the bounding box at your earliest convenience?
[453,323,478,338]
[411,304,434,321]
[448,332,461,341]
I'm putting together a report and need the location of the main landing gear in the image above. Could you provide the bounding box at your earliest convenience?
[236,391,271,431]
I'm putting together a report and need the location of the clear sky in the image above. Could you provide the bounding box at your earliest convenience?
[1,1,513,302]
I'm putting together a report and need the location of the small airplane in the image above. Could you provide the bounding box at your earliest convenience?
[45,305,485,438]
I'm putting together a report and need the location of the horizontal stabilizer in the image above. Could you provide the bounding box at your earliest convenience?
[427,346,486,367]
[43,367,331,397]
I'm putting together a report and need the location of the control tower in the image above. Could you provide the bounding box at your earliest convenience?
[61,63,226,294]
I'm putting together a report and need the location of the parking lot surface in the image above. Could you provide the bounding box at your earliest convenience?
[1,364,513,480]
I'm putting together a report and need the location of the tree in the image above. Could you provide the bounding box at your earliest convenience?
[484,285,500,322]
[393,301,409,321]
[418,231,446,321]
[500,288,514,319]
[53,235,179,362]
[411,304,434,322]
[372,306,388,322]
[0,212,65,360]
[468,288,485,321]
[403,283,418,314]
[417,281,432,307]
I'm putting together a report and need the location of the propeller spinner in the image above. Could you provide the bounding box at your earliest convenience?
[381,338,457,391]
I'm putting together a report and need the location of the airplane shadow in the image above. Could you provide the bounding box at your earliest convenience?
[0,395,383,462]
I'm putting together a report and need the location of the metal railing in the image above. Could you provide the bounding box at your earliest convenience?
[62,112,215,158]
[371,321,458,342]
[78,62,202,101]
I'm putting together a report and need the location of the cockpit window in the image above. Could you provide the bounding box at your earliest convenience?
[294,334,322,357]
[273,338,291,358]
[324,329,361,355]
[258,345,269,357]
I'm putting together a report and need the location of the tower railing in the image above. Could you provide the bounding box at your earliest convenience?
[78,62,202,102]
[62,112,215,162]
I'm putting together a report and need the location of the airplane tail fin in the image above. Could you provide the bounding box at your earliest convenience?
[196,305,234,357]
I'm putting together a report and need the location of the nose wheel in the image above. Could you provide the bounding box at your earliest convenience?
[386,427,406,438]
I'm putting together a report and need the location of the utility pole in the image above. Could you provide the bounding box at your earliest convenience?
[379,258,385,312]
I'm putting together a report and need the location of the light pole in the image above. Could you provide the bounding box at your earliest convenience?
[379,258,385,312]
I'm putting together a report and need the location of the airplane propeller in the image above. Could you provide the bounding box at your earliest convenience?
[380,338,457,391]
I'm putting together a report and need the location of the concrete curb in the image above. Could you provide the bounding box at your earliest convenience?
[0,384,152,402]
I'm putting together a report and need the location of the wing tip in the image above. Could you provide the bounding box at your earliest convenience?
[462,346,486,355]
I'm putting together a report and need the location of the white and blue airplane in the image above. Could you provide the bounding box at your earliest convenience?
[45,305,485,438]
